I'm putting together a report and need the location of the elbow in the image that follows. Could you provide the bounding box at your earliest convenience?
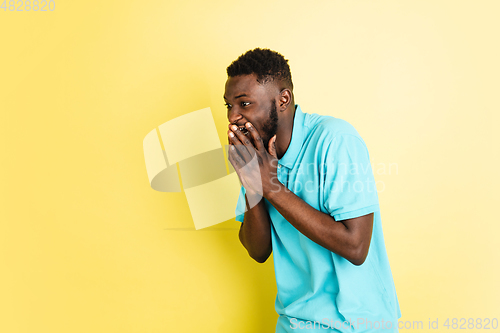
[347,243,369,266]
[349,255,367,266]
[252,253,270,263]
[239,225,271,263]
[249,247,272,263]
[240,235,271,263]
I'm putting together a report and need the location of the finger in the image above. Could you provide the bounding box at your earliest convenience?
[228,149,249,188]
[244,122,265,151]
[228,127,255,161]
[227,145,236,167]
[228,144,246,170]
[230,125,255,150]
[227,129,244,153]
[228,144,239,168]
[268,135,277,159]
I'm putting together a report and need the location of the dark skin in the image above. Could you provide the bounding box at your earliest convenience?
[224,74,374,265]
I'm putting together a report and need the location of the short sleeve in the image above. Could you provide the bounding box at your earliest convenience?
[322,134,380,221]
[234,185,246,223]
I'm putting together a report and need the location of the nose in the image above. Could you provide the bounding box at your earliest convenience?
[227,107,243,125]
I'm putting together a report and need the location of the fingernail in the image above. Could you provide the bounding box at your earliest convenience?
[229,132,234,137]
[246,122,251,128]
[231,125,238,131]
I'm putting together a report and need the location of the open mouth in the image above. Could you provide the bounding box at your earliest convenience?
[239,126,250,136]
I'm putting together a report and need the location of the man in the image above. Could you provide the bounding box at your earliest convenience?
[225,48,401,332]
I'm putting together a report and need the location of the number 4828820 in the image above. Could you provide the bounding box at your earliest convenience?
[1,0,55,11]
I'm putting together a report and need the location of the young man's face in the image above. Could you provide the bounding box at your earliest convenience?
[224,73,279,151]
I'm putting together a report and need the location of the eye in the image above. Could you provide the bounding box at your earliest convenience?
[225,102,232,109]
[241,102,250,107]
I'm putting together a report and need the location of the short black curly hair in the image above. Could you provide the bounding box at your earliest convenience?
[226,48,293,90]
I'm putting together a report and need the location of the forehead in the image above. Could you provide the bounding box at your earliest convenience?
[224,74,270,99]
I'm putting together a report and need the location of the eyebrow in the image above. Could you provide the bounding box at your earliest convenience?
[223,93,248,100]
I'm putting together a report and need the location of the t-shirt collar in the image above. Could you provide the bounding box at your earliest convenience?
[278,104,305,169]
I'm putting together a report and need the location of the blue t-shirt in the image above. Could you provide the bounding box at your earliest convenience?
[235,105,401,332]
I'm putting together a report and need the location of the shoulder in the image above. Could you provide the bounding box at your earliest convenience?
[304,112,364,146]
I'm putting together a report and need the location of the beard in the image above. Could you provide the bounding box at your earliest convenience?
[260,100,279,153]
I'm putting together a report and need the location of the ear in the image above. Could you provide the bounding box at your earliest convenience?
[278,88,292,112]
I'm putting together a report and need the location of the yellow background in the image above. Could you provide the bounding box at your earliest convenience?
[1,1,498,332]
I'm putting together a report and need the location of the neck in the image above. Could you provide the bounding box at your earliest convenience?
[275,104,296,160]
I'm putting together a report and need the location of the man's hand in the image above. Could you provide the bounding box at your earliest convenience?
[227,122,279,200]
[227,122,373,265]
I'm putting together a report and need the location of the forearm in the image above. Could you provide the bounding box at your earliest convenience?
[239,193,272,263]
[266,184,363,264]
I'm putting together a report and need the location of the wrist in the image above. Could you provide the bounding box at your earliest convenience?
[245,191,264,209]
[264,182,288,202]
